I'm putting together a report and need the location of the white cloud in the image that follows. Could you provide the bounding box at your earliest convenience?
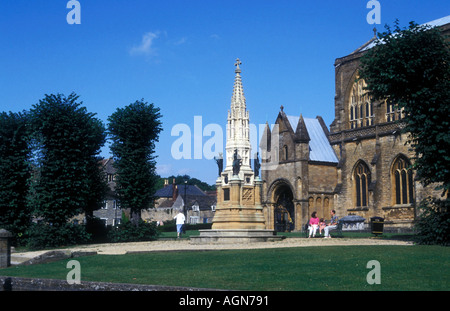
[129,31,160,56]
[173,37,187,46]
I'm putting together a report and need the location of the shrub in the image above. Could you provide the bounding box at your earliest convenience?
[157,219,176,232]
[414,197,450,246]
[156,220,212,233]
[107,219,159,243]
[26,222,91,250]
[85,216,111,243]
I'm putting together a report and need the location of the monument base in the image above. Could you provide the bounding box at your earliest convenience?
[190,229,285,244]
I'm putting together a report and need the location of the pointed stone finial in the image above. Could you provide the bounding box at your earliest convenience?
[235,58,242,73]
[280,105,284,112]
[373,27,377,38]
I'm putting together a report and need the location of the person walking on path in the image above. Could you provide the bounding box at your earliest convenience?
[174,210,186,238]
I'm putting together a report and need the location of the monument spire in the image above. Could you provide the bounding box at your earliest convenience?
[231,58,246,110]
[225,58,252,181]
[191,58,281,243]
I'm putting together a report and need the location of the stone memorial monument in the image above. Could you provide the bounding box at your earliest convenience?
[191,59,283,243]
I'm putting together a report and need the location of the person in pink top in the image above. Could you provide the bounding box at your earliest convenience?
[308,211,320,238]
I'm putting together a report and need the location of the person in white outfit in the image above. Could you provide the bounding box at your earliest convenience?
[174,210,186,238]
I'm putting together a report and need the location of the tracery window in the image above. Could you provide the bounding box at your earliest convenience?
[392,156,414,205]
[349,79,374,129]
[354,161,371,207]
[386,102,404,122]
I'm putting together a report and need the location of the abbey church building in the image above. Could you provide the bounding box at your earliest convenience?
[260,16,449,232]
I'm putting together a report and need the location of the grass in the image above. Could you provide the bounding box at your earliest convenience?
[2,244,449,291]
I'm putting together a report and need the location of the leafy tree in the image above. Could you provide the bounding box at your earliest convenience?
[414,197,450,246]
[107,100,162,226]
[30,93,107,228]
[359,20,450,194]
[359,21,450,245]
[0,111,32,242]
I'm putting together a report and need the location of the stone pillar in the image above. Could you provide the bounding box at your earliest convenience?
[0,229,13,268]
[216,178,223,206]
[254,177,263,206]
[264,203,275,230]
[229,176,242,207]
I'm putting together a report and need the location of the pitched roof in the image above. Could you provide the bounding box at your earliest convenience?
[101,158,117,175]
[185,195,217,211]
[287,115,338,163]
[157,194,216,211]
[154,184,206,198]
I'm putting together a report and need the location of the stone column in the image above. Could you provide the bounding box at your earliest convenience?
[254,177,263,206]
[215,178,223,206]
[0,229,13,268]
[229,176,241,207]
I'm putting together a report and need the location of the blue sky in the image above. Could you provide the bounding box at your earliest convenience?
[1,1,448,185]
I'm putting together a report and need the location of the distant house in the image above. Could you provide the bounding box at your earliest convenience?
[93,158,122,226]
[184,194,217,224]
[144,179,217,224]
[91,159,217,226]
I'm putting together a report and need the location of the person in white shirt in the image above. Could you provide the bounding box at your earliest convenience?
[174,210,186,238]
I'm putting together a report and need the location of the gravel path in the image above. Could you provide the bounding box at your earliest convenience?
[13,237,414,258]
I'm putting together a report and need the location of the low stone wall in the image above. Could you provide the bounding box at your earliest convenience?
[0,229,12,268]
[0,276,222,291]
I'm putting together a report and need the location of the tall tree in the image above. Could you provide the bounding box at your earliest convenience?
[0,111,31,241]
[359,21,450,245]
[30,93,107,226]
[108,100,162,225]
[359,21,450,194]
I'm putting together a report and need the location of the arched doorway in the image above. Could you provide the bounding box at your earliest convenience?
[273,184,295,232]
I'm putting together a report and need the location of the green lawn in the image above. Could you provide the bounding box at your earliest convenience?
[2,245,449,290]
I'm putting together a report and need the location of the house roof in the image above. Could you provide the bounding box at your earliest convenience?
[287,115,338,163]
[154,184,206,198]
[157,194,216,211]
[184,195,217,211]
[101,158,117,175]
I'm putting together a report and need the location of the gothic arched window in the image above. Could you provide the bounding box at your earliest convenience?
[354,161,371,207]
[392,156,414,205]
[349,79,373,129]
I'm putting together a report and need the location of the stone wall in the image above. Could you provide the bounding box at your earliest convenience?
[308,163,337,193]
[142,207,176,223]
[0,229,12,268]
[0,276,221,291]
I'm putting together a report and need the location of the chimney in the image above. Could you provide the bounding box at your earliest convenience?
[172,179,178,201]
[164,179,168,187]
[172,185,178,201]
